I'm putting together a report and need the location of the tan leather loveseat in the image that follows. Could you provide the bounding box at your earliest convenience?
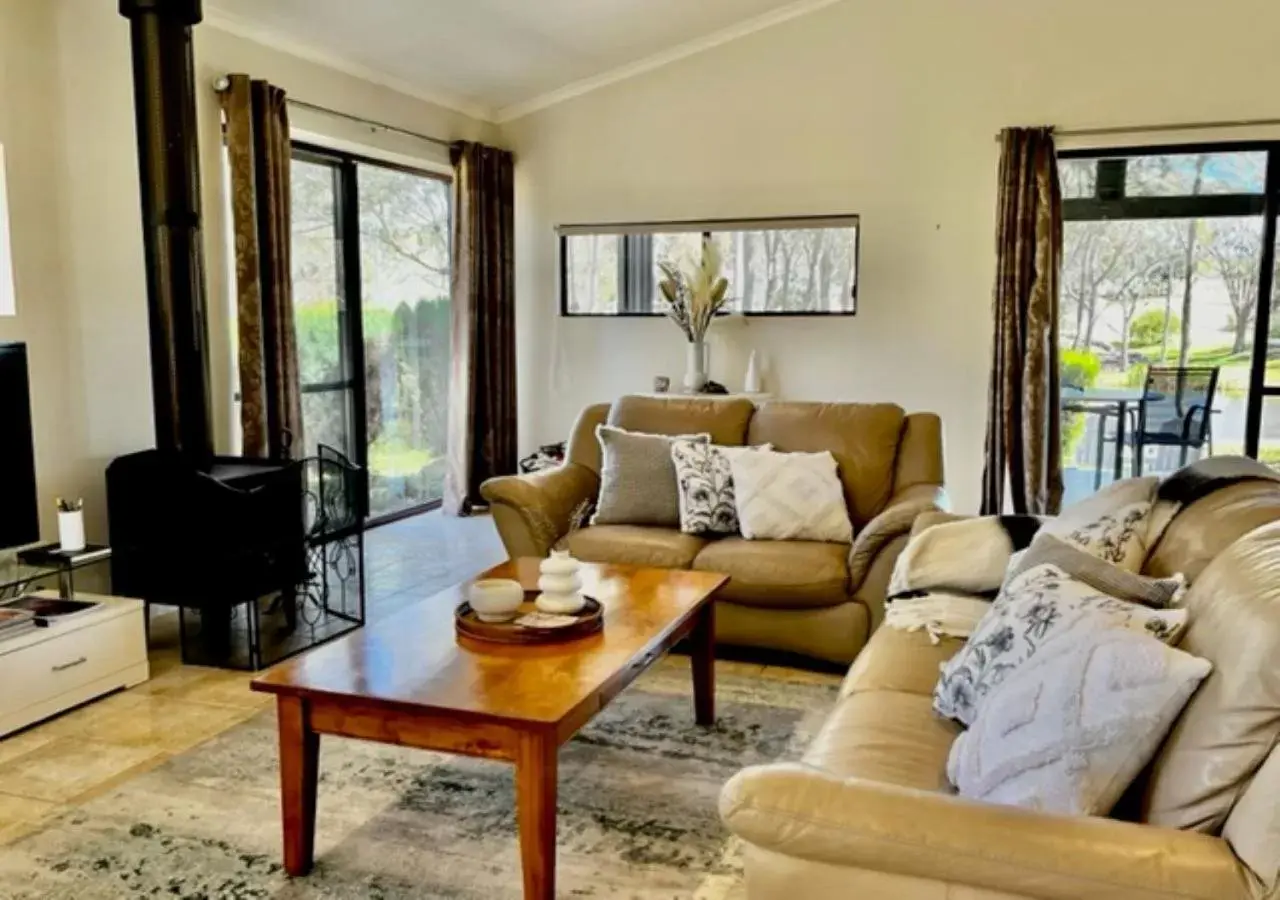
[720,479,1280,900]
[481,395,946,664]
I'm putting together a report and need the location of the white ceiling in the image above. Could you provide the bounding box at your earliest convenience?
[204,0,839,122]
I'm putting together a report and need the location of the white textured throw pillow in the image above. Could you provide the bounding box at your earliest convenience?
[933,563,1189,726]
[730,449,853,543]
[947,629,1211,816]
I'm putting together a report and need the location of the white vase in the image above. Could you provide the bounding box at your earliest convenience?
[537,551,586,614]
[540,551,579,577]
[683,339,708,392]
[744,350,762,393]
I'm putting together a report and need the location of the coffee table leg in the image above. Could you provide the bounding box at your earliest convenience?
[277,695,319,877]
[515,731,558,900]
[692,601,716,726]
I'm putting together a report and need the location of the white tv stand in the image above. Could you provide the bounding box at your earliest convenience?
[0,591,149,738]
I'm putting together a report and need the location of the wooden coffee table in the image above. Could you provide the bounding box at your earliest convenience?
[251,558,727,899]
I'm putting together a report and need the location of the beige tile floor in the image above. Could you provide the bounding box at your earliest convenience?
[0,613,268,846]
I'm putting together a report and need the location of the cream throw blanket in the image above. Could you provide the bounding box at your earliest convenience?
[884,592,993,644]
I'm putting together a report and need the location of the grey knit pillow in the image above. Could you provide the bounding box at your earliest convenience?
[1005,532,1186,608]
[592,426,709,528]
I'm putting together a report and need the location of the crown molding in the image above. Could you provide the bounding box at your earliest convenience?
[494,0,846,123]
[202,8,497,123]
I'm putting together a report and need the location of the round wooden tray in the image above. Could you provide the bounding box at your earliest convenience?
[455,595,603,645]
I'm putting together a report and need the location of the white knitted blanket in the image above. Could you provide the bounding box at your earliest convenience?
[884,592,993,644]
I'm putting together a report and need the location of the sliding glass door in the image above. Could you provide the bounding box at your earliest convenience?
[289,144,452,522]
[1057,144,1280,493]
[290,154,357,460]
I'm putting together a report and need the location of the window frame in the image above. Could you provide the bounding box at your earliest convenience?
[1058,140,1280,458]
[557,214,861,318]
[290,140,453,525]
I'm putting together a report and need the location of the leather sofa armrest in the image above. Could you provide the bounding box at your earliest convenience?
[848,484,947,593]
[720,764,1250,900]
[480,464,600,558]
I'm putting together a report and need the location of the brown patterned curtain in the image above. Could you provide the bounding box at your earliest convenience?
[220,74,303,460]
[443,141,517,515]
[981,127,1064,515]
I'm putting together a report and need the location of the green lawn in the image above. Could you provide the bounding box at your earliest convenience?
[1095,343,1280,396]
[368,439,434,477]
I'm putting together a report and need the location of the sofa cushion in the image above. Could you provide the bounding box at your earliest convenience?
[747,402,906,527]
[565,525,707,569]
[1007,532,1186,608]
[609,394,755,446]
[715,601,869,666]
[592,426,708,527]
[693,538,849,608]
[889,514,1044,598]
[1223,740,1280,894]
[670,440,770,535]
[934,563,1189,726]
[802,690,959,791]
[839,626,966,699]
[1144,479,1280,583]
[1141,520,1280,832]
[948,629,1211,817]
[1039,476,1158,572]
[731,449,853,543]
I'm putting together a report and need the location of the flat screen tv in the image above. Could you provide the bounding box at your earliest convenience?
[0,342,38,549]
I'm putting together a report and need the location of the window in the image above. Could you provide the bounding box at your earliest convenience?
[1058,144,1280,491]
[559,216,859,316]
[290,143,452,521]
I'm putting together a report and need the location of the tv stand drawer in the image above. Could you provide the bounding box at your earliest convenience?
[0,606,147,723]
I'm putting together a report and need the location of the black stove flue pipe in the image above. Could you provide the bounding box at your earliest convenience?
[119,0,213,458]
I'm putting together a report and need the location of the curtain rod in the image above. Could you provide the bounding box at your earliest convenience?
[996,116,1280,142]
[212,76,455,150]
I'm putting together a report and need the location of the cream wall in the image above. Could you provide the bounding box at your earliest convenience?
[0,0,80,539]
[0,0,494,542]
[503,0,1280,513]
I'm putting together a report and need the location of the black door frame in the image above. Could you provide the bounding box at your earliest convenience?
[291,141,452,525]
[1060,140,1280,458]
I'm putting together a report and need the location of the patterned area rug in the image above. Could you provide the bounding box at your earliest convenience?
[0,660,837,899]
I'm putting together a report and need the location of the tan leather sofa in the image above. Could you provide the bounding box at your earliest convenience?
[720,480,1280,900]
[480,395,946,664]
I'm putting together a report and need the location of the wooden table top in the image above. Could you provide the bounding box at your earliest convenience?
[251,559,727,730]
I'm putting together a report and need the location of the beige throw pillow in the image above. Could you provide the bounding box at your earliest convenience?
[1040,476,1159,572]
[730,449,853,543]
[948,629,1211,816]
[592,426,709,528]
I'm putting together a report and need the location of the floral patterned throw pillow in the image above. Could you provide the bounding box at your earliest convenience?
[670,441,769,535]
[1040,476,1159,572]
[933,562,1188,726]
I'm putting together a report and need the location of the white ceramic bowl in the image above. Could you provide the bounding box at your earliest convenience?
[468,579,524,623]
